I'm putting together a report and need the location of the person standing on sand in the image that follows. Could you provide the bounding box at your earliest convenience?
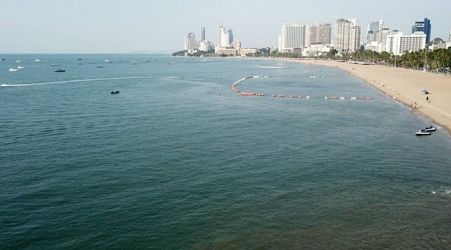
[426,96,429,102]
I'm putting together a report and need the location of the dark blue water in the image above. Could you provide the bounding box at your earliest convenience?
[1,55,451,249]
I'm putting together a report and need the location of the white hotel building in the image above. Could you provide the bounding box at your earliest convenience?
[386,32,426,55]
[309,23,332,46]
[335,18,361,52]
[278,23,306,53]
[184,33,199,53]
[218,25,234,48]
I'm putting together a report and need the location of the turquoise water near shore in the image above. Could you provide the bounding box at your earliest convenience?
[1,55,451,249]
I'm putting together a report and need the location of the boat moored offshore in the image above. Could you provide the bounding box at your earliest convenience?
[424,126,437,132]
[416,130,432,136]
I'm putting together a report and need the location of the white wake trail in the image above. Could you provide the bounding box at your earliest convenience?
[0,76,152,88]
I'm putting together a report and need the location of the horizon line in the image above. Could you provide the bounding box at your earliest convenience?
[0,52,173,55]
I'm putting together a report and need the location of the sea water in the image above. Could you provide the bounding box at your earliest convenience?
[1,55,451,249]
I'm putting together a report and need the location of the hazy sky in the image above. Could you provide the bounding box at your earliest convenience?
[1,0,450,53]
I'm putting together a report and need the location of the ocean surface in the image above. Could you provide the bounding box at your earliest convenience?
[1,55,451,249]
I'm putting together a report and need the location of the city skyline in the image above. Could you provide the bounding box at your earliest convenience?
[0,0,450,53]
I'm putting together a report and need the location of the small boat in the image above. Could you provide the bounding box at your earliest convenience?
[110,90,120,95]
[16,60,21,63]
[96,65,104,68]
[55,69,66,73]
[35,59,41,62]
[9,68,18,72]
[424,126,436,132]
[17,65,24,69]
[416,130,431,136]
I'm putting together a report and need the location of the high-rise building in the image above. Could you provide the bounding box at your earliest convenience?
[350,26,362,52]
[184,33,199,52]
[335,19,352,51]
[277,34,282,52]
[280,23,306,52]
[367,20,383,43]
[219,25,228,48]
[386,32,426,55]
[309,23,332,45]
[319,24,332,45]
[196,26,215,52]
[201,26,206,41]
[219,25,234,48]
[304,24,311,48]
[449,30,451,42]
[228,29,234,46]
[379,27,390,45]
[364,20,386,52]
[412,18,431,44]
[335,18,361,52]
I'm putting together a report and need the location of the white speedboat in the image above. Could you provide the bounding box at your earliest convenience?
[416,130,431,136]
[8,68,18,72]
[424,126,436,132]
[17,65,24,69]
[35,59,41,62]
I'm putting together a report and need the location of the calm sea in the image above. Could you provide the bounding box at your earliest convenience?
[1,55,451,249]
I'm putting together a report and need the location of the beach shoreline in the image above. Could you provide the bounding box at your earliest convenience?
[251,57,451,134]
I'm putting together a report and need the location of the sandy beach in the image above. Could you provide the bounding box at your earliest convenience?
[275,58,451,134]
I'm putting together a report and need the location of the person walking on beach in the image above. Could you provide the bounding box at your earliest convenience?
[426,96,429,102]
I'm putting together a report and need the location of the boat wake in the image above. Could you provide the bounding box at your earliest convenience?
[160,76,181,80]
[0,77,153,88]
[257,65,284,69]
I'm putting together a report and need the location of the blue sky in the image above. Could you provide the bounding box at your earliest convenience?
[0,0,450,53]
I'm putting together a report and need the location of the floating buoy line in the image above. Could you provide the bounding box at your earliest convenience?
[231,76,373,101]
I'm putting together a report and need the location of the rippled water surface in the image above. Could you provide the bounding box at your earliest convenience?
[1,55,451,249]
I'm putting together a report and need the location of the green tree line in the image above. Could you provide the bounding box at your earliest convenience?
[327,47,451,72]
[250,47,451,72]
